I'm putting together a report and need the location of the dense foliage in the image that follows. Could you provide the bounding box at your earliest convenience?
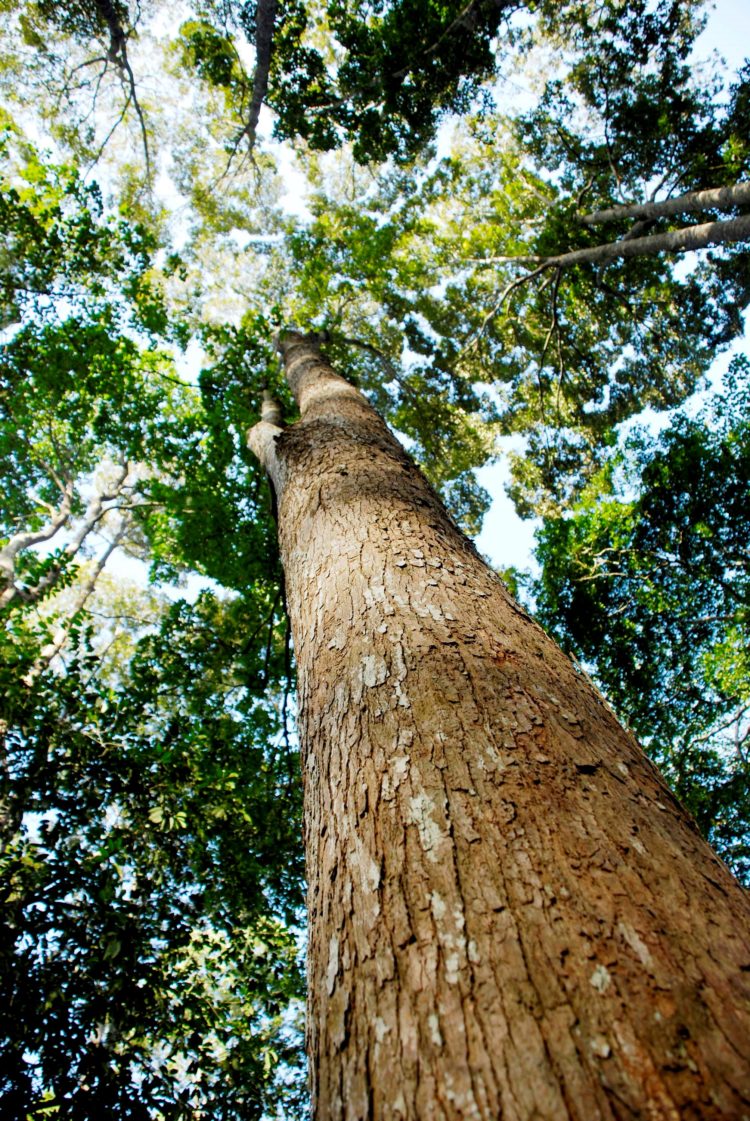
[0,136,306,1118]
[529,359,750,880]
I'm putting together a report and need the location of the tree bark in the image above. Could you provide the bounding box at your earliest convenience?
[248,331,750,1121]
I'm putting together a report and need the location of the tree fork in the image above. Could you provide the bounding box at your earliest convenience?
[249,330,750,1121]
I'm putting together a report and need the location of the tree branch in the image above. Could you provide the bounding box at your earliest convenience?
[474,213,750,272]
[0,480,75,597]
[580,180,750,227]
[0,465,130,611]
[93,0,151,180]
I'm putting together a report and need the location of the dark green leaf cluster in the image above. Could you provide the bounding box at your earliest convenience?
[28,0,130,42]
[268,0,515,162]
[177,0,515,163]
[0,607,305,1119]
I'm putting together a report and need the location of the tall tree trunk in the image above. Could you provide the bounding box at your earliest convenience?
[244,0,277,147]
[248,332,750,1121]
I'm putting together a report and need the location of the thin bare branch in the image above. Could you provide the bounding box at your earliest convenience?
[458,263,549,358]
[92,0,151,180]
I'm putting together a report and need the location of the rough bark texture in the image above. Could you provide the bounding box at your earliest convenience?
[249,332,750,1121]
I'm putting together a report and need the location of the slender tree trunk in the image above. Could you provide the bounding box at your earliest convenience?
[244,0,277,146]
[580,180,750,226]
[248,332,750,1121]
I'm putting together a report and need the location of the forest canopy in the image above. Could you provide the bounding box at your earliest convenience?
[0,0,748,1116]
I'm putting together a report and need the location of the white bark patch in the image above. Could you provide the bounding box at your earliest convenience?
[326,936,340,995]
[381,755,410,801]
[430,892,447,921]
[428,1013,443,1046]
[374,1017,390,1043]
[363,583,387,607]
[408,793,446,862]
[590,1034,612,1058]
[391,642,411,708]
[618,921,653,966]
[590,964,612,993]
[349,836,381,898]
[333,679,350,710]
[444,951,461,984]
[362,653,388,688]
[443,1074,481,1119]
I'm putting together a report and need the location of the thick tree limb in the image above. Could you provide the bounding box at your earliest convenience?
[581,181,750,226]
[475,213,750,272]
[260,387,284,428]
[0,481,75,588]
[247,416,286,493]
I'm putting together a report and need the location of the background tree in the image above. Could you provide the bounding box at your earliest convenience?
[527,356,750,881]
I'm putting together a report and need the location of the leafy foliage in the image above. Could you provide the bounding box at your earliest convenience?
[529,358,750,880]
[266,0,515,162]
[524,0,750,205]
[0,139,306,1117]
[0,624,305,1120]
